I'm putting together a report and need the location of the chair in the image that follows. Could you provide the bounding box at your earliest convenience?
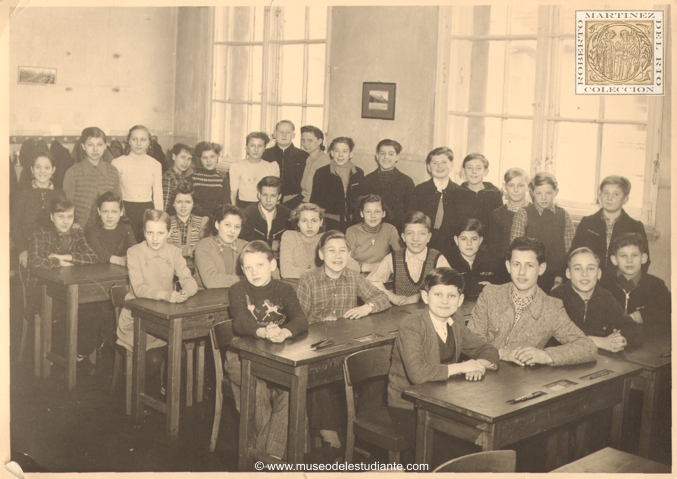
[343,344,409,463]
[209,319,235,452]
[432,450,517,473]
[17,268,41,374]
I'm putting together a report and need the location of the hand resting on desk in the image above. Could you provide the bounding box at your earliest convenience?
[501,347,553,366]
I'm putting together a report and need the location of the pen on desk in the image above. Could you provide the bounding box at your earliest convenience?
[661,351,671,357]
[588,370,610,380]
[310,338,328,348]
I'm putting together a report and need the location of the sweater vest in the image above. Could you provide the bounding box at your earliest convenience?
[437,325,457,364]
[524,204,566,272]
[393,248,441,297]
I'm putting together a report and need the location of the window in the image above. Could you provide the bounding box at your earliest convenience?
[434,6,665,228]
[209,6,331,166]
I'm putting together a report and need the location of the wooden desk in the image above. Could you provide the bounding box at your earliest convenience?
[232,302,426,470]
[405,356,642,471]
[552,447,671,473]
[33,264,128,391]
[126,288,230,439]
[614,324,671,459]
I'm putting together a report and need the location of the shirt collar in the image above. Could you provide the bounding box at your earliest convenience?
[141,241,171,258]
[429,310,454,335]
[510,283,536,307]
[405,248,428,263]
[432,177,450,192]
[506,199,528,212]
[329,161,356,176]
[616,269,642,287]
[32,180,54,190]
[534,203,558,215]
[216,235,239,252]
[258,203,277,221]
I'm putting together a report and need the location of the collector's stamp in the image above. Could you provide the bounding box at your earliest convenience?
[576,10,664,95]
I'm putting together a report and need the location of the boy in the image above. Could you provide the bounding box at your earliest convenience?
[230,132,280,208]
[448,219,496,298]
[551,247,642,352]
[298,230,390,449]
[368,211,450,306]
[468,237,597,366]
[360,139,416,229]
[28,197,100,373]
[225,241,308,459]
[262,120,309,209]
[241,176,291,256]
[600,233,671,326]
[455,153,503,248]
[510,172,575,293]
[387,267,499,449]
[168,183,209,259]
[570,175,649,273]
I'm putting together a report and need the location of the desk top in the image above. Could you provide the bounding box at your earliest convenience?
[552,447,671,473]
[124,288,229,320]
[614,324,671,371]
[232,303,426,367]
[30,263,128,285]
[404,355,642,424]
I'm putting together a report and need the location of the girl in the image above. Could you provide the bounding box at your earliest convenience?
[194,204,248,288]
[310,137,364,232]
[191,141,231,218]
[345,195,402,274]
[116,210,198,385]
[12,151,66,269]
[85,191,136,266]
[112,125,164,242]
[229,132,280,208]
[168,183,209,258]
[28,198,100,372]
[488,168,529,284]
[299,125,330,203]
[279,203,324,279]
[162,143,194,211]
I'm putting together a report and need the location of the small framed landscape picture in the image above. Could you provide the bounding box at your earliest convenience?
[361,82,396,120]
[18,66,57,85]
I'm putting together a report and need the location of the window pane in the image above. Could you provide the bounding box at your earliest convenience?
[211,102,226,146]
[232,7,255,42]
[447,39,472,113]
[553,123,598,205]
[599,124,647,211]
[278,107,303,135]
[506,41,537,116]
[559,39,599,119]
[227,104,247,159]
[214,7,230,42]
[253,6,264,42]
[279,45,304,104]
[308,6,327,39]
[501,119,533,181]
[251,46,263,102]
[279,6,306,40]
[250,104,262,133]
[508,6,539,35]
[307,44,326,105]
[213,45,228,100]
[445,115,469,183]
[485,41,506,114]
[305,107,324,131]
[604,96,648,122]
[228,47,251,101]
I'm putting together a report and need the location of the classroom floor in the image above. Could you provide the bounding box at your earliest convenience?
[8,274,672,473]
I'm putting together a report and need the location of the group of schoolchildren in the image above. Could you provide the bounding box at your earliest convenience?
[10,118,671,461]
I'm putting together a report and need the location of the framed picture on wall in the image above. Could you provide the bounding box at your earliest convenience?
[17,66,57,85]
[361,82,396,120]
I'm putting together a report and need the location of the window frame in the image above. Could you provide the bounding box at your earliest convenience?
[434,5,664,232]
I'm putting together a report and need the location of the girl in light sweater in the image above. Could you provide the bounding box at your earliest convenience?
[279,203,324,279]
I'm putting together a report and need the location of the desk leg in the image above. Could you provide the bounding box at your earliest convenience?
[415,408,434,466]
[185,341,194,408]
[132,316,147,423]
[167,320,183,440]
[196,340,205,403]
[545,429,572,470]
[238,357,257,471]
[40,284,52,378]
[610,377,632,451]
[574,421,588,459]
[65,285,79,391]
[288,365,308,463]
[638,371,661,458]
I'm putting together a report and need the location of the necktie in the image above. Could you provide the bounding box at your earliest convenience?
[58,233,72,254]
[433,190,444,230]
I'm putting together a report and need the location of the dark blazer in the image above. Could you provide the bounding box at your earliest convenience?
[599,272,671,326]
[412,178,459,261]
[262,143,309,199]
[446,246,497,298]
[50,140,74,190]
[570,208,649,272]
[361,167,415,229]
[310,164,364,222]
[241,203,292,248]
[454,182,504,244]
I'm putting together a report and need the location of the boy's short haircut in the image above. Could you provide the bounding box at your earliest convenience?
[462,152,489,169]
[79,126,107,144]
[174,182,195,197]
[422,267,465,294]
[376,139,402,155]
[290,203,325,229]
[567,246,601,267]
[143,209,171,232]
[246,131,271,145]
[599,175,631,197]
[95,191,123,209]
[425,146,454,165]
[529,172,558,191]
[194,141,223,161]
[50,197,75,215]
[275,120,295,131]
[32,151,55,167]
[504,167,528,184]
[402,211,431,233]
[239,239,275,266]
[257,176,282,194]
[359,194,384,211]
[609,232,648,256]
[328,136,355,153]
[169,143,193,159]
[507,236,547,265]
[456,218,484,237]
[319,230,351,251]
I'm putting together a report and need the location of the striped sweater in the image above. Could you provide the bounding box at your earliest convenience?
[63,159,121,226]
[191,168,231,217]
[168,214,208,257]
